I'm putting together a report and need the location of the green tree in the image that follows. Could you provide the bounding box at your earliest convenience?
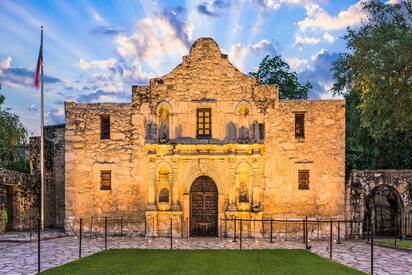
[332,0,412,169]
[0,93,29,172]
[249,55,312,99]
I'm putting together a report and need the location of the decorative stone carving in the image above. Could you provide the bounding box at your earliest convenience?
[238,126,249,144]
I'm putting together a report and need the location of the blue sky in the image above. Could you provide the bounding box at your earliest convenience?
[0,0,372,136]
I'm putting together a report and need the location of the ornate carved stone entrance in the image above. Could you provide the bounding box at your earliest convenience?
[190,176,218,237]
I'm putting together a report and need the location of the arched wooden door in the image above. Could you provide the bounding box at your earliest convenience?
[190,176,218,237]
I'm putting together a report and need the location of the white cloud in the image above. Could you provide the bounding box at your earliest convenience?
[259,0,309,10]
[294,34,321,47]
[78,58,117,71]
[115,15,192,74]
[285,57,309,72]
[228,39,275,71]
[298,1,366,31]
[323,32,336,44]
[311,48,327,62]
[0,56,12,70]
[90,8,107,25]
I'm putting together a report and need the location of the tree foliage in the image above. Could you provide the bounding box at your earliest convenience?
[250,55,312,99]
[0,93,29,172]
[332,0,412,169]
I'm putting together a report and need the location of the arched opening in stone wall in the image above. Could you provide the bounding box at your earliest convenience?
[190,176,218,237]
[364,185,403,237]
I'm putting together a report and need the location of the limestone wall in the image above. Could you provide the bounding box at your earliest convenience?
[263,99,346,218]
[0,168,35,232]
[64,102,147,230]
[30,124,66,228]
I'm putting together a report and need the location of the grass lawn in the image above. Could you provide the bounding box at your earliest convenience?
[42,249,365,275]
[376,239,412,250]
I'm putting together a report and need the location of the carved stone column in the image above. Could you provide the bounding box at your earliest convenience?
[147,158,157,210]
[227,158,237,211]
[171,161,181,210]
[252,157,260,210]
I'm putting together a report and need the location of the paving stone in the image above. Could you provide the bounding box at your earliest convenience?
[0,237,411,275]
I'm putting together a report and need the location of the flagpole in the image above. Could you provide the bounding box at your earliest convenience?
[40,25,45,230]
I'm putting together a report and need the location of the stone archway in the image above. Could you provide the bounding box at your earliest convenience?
[190,176,218,237]
[347,170,412,238]
[364,185,403,236]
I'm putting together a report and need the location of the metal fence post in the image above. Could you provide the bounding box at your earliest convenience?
[170,217,173,250]
[285,218,288,241]
[329,219,333,259]
[305,217,308,249]
[302,219,306,243]
[89,216,93,239]
[120,216,123,238]
[104,217,108,250]
[79,218,82,259]
[233,218,237,242]
[337,220,341,244]
[37,218,41,273]
[239,219,242,250]
[220,219,223,241]
[224,218,227,238]
[270,219,273,243]
[187,217,189,240]
[366,218,370,242]
[371,221,374,275]
[144,216,147,237]
[29,217,32,243]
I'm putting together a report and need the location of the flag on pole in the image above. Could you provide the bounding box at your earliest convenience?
[34,31,43,89]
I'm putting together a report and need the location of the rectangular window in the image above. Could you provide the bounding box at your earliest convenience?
[298,170,310,190]
[100,115,110,140]
[100,170,112,190]
[197,108,211,139]
[295,113,305,139]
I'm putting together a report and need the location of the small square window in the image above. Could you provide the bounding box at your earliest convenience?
[298,170,309,190]
[100,170,111,190]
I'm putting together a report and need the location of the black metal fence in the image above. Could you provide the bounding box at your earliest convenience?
[23,217,399,275]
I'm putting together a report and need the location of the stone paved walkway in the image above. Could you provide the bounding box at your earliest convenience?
[0,237,411,274]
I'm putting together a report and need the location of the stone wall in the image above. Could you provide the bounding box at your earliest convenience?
[263,100,346,218]
[64,103,146,231]
[0,168,35,232]
[29,124,65,228]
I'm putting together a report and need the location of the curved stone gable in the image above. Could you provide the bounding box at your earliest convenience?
[132,37,278,107]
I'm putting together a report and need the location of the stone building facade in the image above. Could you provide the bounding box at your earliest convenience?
[64,38,345,236]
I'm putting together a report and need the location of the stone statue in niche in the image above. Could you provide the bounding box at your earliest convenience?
[238,126,249,144]
[227,122,237,142]
[238,182,249,202]
[146,123,157,143]
[158,106,170,143]
[159,122,169,143]
[252,121,260,143]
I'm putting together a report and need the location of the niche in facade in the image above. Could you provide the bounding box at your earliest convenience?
[157,166,171,210]
[158,105,170,143]
[236,163,251,210]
